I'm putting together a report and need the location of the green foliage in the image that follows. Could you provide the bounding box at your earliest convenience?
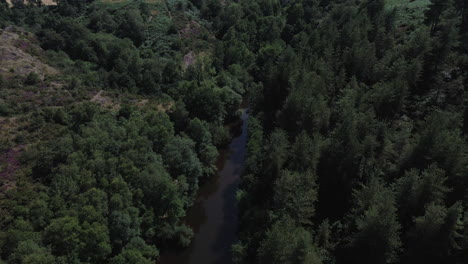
[370,77,408,119]
[279,78,330,134]
[265,129,289,177]
[138,163,185,221]
[405,202,465,263]
[346,178,402,264]
[24,72,40,85]
[0,1,253,263]
[118,9,146,47]
[244,116,264,175]
[395,164,450,223]
[187,118,218,175]
[224,40,255,67]
[44,216,82,256]
[1,0,467,263]
[163,136,203,196]
[408,111,465,178]
[183,82,228,123]
[273,170,318,225]
[257,217,322,264]
[231,241,247,264]
[289,131,321,172]
[201,0,221,19]
[0,101,11,116]
[8,240,56,264]
[88,9,117,33]
[110,238,158,264]
[386,0,430,26]
[1,100,228,262]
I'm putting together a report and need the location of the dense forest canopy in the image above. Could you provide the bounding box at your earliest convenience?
[0,0,467,263]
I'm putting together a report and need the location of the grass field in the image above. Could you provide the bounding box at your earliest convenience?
[386,0,431,26]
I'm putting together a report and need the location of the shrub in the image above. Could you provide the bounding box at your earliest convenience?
[0,102,11,116]
[25,72,40,85]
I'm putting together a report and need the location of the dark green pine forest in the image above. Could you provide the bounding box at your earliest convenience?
[0,0,467,263]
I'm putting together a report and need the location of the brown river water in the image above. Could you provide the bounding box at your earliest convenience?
[160,109,249,264]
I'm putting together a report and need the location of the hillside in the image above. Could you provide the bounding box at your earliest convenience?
[0,0,247,263]
[0,0,467,264]
[5,0,56,7]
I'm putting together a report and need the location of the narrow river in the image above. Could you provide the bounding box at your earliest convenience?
[160,109,249,264]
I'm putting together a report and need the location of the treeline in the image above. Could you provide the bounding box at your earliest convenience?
[0,0,251,263]
[210,0,468,263]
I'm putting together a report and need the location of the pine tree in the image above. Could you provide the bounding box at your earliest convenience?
[289,131,321,172]
[345,178,401,264]
[395,164,450,225]
[405,202,464,263]
[257,217,322,264]
[273,170,318,225]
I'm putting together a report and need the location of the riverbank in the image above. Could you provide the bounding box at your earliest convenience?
[160,109,249,264]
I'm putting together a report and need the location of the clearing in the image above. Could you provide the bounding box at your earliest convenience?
[0,26,58,79]
[5,0,57,7]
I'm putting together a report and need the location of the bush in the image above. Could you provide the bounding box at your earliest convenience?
[0,102,11,116]
[210,124,230,147]
[0,138,12,152]
[25,72,40,85]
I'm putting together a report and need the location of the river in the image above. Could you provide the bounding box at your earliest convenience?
[160,109,249,264]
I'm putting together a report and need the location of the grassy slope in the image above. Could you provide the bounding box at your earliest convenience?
[0,0,214,189]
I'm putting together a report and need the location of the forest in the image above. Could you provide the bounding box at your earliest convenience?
[0,0,467,263]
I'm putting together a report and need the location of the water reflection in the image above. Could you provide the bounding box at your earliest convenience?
[160,109,249,264]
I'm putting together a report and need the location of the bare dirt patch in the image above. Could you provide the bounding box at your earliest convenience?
[5,0,57,7]
[91,90,119,110]
[183,51,196,69]
[101,0,128,3]
[156,101,174,112]
[102,0,161,3]
[180,20,202,39]
[0,147,22,182]
[0,26,58,79]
